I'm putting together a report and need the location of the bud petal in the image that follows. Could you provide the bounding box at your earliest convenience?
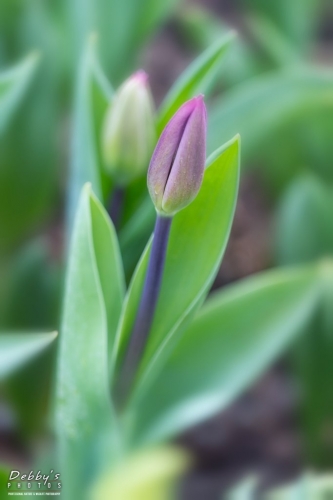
[147,96,207,216]
[102,70,156,185]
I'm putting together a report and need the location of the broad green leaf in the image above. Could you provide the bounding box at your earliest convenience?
[0,331,57,380]
[226,473,333,500]
[239,0,319,50]
[291,260,333,467]
[0,5,60,252]
[0,238,61,437]
[132,265,320,445]
[177,7,261,88]
[0,53,39,134]
[276,174,333,266]
[0,238,61,329]
[91,446,190,500]
[247,14,299,66]
[0,465,10,492]
[64,0,179,83]
[56,184,124,498]
[268,473,333,499]
[157,33,235,133]
[67,35,114,236]
[208,67,333,159]
[115,136,240,403]
[89,189,126,367]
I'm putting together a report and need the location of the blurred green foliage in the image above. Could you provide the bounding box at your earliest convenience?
[227,472,333,499]
[1,0,333,494]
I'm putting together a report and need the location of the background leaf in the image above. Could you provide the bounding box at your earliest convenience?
[208,66,333,160]
[63,0,180,84]
[56,185,124,498]
[0,11,60,252]
[132,266,320,445]
[0,53,39,134]
[91,446,190,500]
[0,238,61,437]
[275,174,333,265]
[157,33,235,133]
[0,331,57,381]
[66,35,114,237]
[267,473,333,499]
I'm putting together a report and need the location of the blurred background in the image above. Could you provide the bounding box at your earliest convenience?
[1,0,333,498]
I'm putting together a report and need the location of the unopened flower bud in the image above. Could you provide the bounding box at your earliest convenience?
[147,95,207,216]
[102,70,156,185]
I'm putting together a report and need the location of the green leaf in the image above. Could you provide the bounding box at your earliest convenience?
[67,35,114,236]
[276,174,333,265]
[0,53,39,134]
[208,66,333,160]
[226,473,333,500]
[290,260,333,467]
[0,331,57,380]
[0,5,59,252]
[0,238,61,329]
[157,33,235,134]
[91,446,190,500]
[115,135,240,404]
[0,239,61,437]
[247,14,299,66]
[132,265,320,445]
[64,0,179,83]
[89,189,126,368]
[267,473,333,499]
[119,197,155,279]
[0,464,10,492]
[56,184,124,498]
[239,0,319,50]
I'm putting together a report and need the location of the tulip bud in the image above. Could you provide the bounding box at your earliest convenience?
[102,70,156,186]
[147,95,207,216]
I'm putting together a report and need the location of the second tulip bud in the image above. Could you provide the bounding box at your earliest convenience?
[103,71,156,186]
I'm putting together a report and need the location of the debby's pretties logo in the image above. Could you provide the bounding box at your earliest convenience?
[7,469,62,495]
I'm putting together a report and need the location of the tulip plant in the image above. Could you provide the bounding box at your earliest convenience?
[0,37,326,500]
[54,39,322,499]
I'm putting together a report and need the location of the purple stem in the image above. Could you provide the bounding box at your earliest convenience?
[109,186,125,229]
[117,215,172,406]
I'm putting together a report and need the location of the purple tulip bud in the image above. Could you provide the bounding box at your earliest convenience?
[148,95,207,216]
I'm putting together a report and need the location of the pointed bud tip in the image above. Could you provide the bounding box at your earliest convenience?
[193,94,206,109]
[131,70,149,86]
[182,95,206,115]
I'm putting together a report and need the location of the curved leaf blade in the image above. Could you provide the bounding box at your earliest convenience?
[91,446,190,500]
[0,53,39,134]
[208,66,333,158]
[275,174,333,265]
[133,266,320,444]
[67,35,114,236]
[157,33,235,134]
[0,331,57,380]
[56,184,124,498]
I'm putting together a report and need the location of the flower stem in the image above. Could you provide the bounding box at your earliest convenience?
[116,215,172,406]
[109,186,125,229]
